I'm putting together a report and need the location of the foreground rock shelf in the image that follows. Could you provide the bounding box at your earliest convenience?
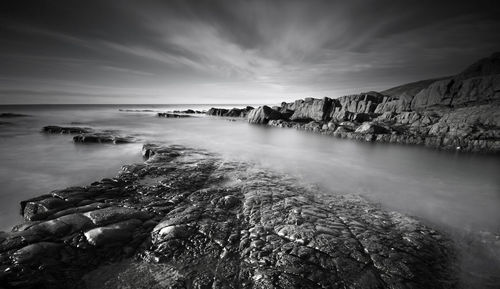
[0,144,456,288]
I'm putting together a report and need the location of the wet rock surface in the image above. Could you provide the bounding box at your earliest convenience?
[42,126,93,134]
[42,125,136,144]
[73,131,135,144]
[0,144,457,288]
[0,113,29,118]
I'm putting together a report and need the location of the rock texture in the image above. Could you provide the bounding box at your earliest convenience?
[0,144,456,288]
[206,106,254,118]
[73,132,135,144]
[42,126,136,144]
[247,106,282,124]
[42,126,92,134]
[249,52,500,153]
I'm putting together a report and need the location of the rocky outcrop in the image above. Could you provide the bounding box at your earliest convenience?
[206,106,254,118]
[42,126,136,144]
[0,144,456,288]
[249,52,500,153]
[247,105,282,124]
[289,97,334,121]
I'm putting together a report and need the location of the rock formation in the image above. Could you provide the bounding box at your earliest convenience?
[42,126,92,134]
[42,126,136,144]
[247,52,500,153]
[206,106,254,118]
[0,144,457,288]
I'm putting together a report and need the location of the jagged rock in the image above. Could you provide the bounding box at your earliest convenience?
[206,106,254,117]
[247,105,282,124]
[42,126,92,134]
[245,53,500,152]
[289,97,333,121]
[206,108,229,116]
[226,106,254,117]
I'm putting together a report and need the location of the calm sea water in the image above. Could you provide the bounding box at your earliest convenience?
[0,104,499,286]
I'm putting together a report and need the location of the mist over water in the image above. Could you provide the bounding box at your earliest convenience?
[1,104,499,286]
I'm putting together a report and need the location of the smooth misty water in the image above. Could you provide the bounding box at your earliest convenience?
[0,104,499,286]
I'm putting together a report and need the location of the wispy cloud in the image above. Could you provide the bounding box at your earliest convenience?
[0,0,499,103]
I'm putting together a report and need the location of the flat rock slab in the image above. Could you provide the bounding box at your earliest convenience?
[42,125,137,144]
[0,113,29,118]
[42,126,93,134]
[73,132,135,144]
[0,144,457,288]
[157,113,192,118]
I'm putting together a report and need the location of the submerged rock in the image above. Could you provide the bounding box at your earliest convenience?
[73,133,135,144]
[0,144,457,288]
[42,126,92,134]
[157,113,191,118]
[0,113,29,118]
[119,109,155,112]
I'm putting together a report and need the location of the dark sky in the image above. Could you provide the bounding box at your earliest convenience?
[1,0,499,104]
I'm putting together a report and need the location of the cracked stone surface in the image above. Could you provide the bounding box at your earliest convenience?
[0,144,456,288]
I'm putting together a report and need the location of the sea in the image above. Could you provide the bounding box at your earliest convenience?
[0,104,499,287]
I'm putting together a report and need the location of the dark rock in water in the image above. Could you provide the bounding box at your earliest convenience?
[0,144,457,288]
[247,105,282,124]
[119,109,155,112]
[206,107,229,116]
[157,113,191,118]
[206,106,254,117]
[42,126,92,134]
[73,133,135,144]
[0,113,29,118]
[42,125,136,145]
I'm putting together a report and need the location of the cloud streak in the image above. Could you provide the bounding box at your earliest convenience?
[0,0,499,104]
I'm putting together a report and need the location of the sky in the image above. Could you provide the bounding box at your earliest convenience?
[1,0,499,104]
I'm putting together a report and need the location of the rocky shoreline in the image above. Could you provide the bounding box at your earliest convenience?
[42,126,136,144]
[207,53,500,153]
[0,143,457,288]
